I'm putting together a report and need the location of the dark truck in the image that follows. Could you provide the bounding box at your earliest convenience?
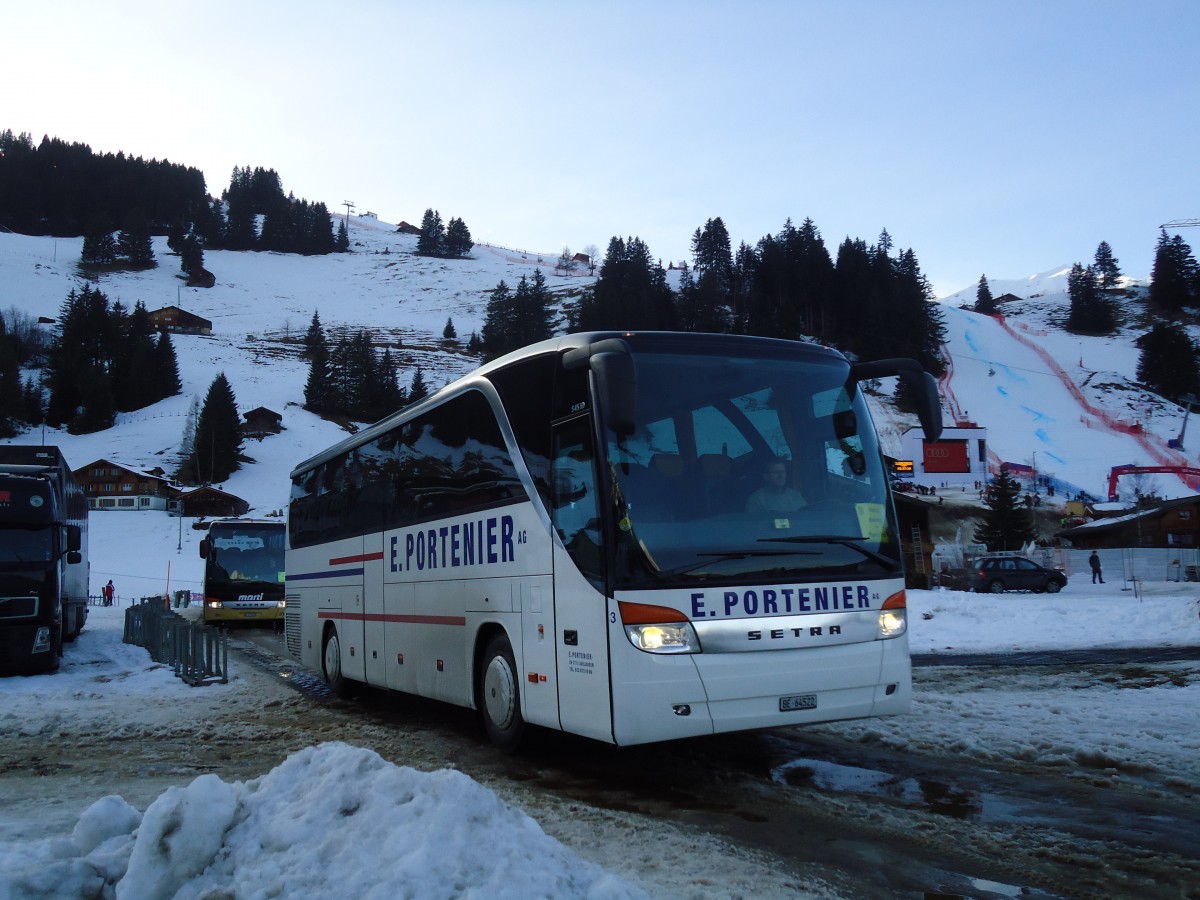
[0,446,89,675]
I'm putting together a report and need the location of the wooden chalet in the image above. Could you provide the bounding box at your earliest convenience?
[178,486,250,518]
[73,459,180,512]
[243,406,283,438]
[1057,495,1200,549]
[148,306,212,335]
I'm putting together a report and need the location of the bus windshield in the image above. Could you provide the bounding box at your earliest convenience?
[205,523,285,587]
[602,346,900,588]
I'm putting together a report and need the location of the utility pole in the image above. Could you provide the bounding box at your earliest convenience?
[1171,394,1196,450]
[343,201,356,228]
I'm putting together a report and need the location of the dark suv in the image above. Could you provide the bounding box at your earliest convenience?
[971,556,1068,594]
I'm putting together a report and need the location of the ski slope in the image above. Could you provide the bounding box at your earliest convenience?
[939,303,1200,499]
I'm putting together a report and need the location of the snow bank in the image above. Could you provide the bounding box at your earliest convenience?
[0,743,643,900]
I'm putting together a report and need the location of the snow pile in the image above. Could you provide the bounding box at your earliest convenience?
[0,743,642,900]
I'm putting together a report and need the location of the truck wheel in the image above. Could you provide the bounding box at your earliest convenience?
[322,628,354,698]
[479,633,525,752]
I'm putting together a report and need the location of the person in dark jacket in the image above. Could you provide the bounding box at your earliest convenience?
[1089,551,1104,584]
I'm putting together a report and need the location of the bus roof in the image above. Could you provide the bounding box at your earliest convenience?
[289,331,848,479]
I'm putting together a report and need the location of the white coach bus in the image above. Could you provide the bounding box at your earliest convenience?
[285,332,942,750]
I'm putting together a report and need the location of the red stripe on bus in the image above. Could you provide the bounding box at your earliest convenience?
[317,611,466,627]
[328,552,386,566]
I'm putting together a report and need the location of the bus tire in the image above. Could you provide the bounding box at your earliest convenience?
[322,627,355,699]
[480,633,526,752]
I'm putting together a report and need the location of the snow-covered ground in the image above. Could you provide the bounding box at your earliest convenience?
[3,507,1199,898]
[1,559,1196,898]
[3,222,1200,897]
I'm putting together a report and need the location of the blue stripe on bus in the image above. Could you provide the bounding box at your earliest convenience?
[288,568,365,581]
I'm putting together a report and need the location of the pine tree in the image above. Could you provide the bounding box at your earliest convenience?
[45,285,118,428]
[408,368,429,404]
[336,219,350,252]
[69,366,116,434]
[679,217,737,334]
[1136,321,1199,402]
[1093,241,1121,288]
[417,208,445,256]
[179,234,204,276]
[444,217,472,257]
[303,339,331,412]
[0,317,22,437]
[303,310,326,360]
[22,378,45,427]
[154,329,182,397]
[179,394,200,459]
[442,317,457,342]
[973,467,1037,551]
[481,280,516,360]
[974,275,997,314]
[81,228,117,266]
[1066,263,1117,334]
[190,373,242,484]
[575,236,674,331]
[1149,229,1198,312]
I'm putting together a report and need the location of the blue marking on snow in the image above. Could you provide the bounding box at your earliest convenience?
[996,386,1008,396]
[1020,406,1051,423]
[964,330,980,353]
[997,364,1028,384]
[1034,428,1052,444]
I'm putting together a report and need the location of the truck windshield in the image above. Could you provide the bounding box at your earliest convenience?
[0,524,53,565]
[602,347,900,589]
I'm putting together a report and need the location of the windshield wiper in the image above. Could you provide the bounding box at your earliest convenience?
[660,549,813,578]
[758,535,898,569]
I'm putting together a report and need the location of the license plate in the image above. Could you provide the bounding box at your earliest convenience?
[243,612,258,618]
[779,693,817,712]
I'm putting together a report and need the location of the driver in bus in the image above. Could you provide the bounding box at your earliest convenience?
[745,457,806,514]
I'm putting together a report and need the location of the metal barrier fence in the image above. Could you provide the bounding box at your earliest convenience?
[123,599,229,686]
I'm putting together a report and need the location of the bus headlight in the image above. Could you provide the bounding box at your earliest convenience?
[206,600,223,610]
[625,622,699,653]
[618,602,699,654]
[32,627,52,654]
[877,590,907,639]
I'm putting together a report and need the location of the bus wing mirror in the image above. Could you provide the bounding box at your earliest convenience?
[67,551,82,565]
[563,338,637,435]
[592,351,637,436]
[849,358,943,443]
[199,537,211,560]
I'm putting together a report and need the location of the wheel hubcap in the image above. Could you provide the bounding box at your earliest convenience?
[324,636,341,680]
[483,656,515,729]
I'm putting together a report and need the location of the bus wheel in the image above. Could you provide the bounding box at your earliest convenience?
[480,633,525,752]
[322,628,354,699]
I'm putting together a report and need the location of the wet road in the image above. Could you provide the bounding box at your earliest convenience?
[231,628,1200,899]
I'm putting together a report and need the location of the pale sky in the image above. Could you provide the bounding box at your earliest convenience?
[4,0,1198,297]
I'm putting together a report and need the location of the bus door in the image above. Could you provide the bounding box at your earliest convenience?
[549,417,613,742]
[362,531,386,686]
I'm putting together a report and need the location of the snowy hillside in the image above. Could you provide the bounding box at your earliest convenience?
[1,220,592,513]
[2,220,1196,519]
[938,270,1199,500]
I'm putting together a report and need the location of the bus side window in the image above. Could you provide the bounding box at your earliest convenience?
[552,419,603,586]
